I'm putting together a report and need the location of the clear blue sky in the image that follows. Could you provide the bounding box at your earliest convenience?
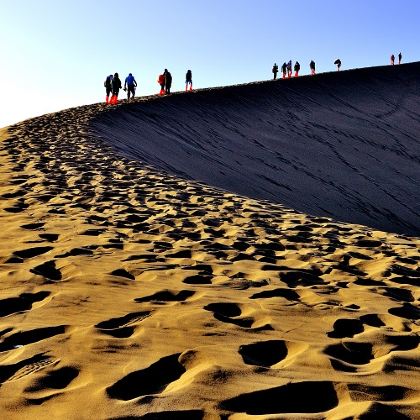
[0,0,419,128]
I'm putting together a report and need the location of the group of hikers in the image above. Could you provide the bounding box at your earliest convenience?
[391,52,403,65]
[105,52,404,103]
[104,69,193,104]
[272,59,341,79]
[157,69,193,95]
[272,53,402,80]
[104,73,137,104]
[272,61,302,79]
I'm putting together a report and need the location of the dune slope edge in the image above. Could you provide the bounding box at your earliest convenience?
[92,62,420,235]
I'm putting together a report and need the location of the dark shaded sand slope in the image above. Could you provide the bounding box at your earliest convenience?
[0,64,419,419]
[92,62,420,235]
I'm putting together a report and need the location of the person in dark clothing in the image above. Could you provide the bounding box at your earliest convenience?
[110,73,122,104]
[272,63,278,80]
[334,59,342,71]
[186,69,193,91]
[391,54,395,65]
[281,62,287,79]
[398,52,402,64]
[164,69,172,94]
[124,73,137,100]
[104,75,113,103]
[294,61,300,77]
[287,60,292,78]
[310,60,316,75]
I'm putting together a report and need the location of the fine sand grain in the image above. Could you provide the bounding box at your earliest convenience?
[0,65,419,419]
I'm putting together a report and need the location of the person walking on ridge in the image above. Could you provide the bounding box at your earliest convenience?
[164,69,172,94]
[391,54,395,65]
[272,63,278,80]
[310,60,316,75]
[398,52,402,64]
[110,72,122,104]
[104,74,113,104]
[186,70,193,91]
[294,61,300,77]
[334,59,342,71]
[287,60,292,78]
[124,73,137,101]
[158,73,165,95]
[281,62,287,79]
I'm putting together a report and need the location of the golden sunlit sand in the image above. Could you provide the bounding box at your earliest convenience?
[0,66,419,419]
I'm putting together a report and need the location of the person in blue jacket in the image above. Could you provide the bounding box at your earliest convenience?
[124,73,138,100]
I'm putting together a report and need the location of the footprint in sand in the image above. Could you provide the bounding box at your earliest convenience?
[110,269,135,280]
[106,353,186,400]
[13,246,53,259]
[220,380,338,415]
[24,366,79,392]
[327,318,365,338]
[325,341,375,372]
[0,326,67,352]
[239,340,288,367]
[95,311,151,338]
[0,291,51,317]
[20,222,45,230]
[204,302,272,330]
[0,354,56,384]
[123,410,204,420]
[39,233,59,242]
[250,288,300,301]
[135,290,195,304]
[388,303,420,321]
[30,260,62,281]
[183,274,212,285]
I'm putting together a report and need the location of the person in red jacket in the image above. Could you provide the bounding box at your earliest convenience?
[158,73,165,95]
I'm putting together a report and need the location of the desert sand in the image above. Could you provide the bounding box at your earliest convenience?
[0,63,419,419]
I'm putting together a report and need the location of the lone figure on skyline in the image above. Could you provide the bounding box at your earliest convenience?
[272,63,278,80]
[398,52,402,64]
[310,60,316,75]
[391,54,395,65]
[334,59,342,71]
[294,61,300,77]
[124,73,137,101]
[186,69,193,90]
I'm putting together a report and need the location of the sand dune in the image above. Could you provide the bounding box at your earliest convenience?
[0,64,419,419]
[92,62,420,236]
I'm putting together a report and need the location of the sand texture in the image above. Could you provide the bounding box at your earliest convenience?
[0,63,419,419]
